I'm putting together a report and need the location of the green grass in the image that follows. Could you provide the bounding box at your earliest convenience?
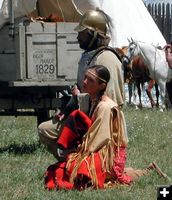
[0,106,172,200]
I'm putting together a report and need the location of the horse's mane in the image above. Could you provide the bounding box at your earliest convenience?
[136,41,165,57]
[115,46,128,58]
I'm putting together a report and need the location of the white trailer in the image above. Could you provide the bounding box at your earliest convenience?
[0,1,82,124]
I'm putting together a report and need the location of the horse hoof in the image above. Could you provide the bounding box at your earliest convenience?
[156,104,159,108]
[138,104,143,109]
[151,104,156,108]
[135,105,139,110]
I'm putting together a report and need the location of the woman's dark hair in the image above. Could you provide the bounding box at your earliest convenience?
[87,65,110,116]
[88,65,110,84]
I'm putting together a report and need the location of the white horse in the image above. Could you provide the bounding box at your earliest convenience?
[124,39,172,110]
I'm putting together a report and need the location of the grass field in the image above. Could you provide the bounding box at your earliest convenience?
[0,106,172,200]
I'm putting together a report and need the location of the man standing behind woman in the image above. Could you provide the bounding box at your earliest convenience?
[38,9,127,159]
[38,10,125,158]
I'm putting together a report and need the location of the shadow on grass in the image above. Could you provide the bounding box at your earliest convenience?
[0,142,42,155]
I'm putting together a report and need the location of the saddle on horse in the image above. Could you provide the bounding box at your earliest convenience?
[164,44,172,69]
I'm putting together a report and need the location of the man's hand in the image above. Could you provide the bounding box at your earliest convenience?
[54,109,65,121]
[57,146,76,159]
[71,84,80,96]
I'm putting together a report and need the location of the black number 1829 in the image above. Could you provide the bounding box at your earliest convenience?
[36,64,55,74]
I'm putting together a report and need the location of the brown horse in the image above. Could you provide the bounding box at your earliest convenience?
[116,47,160,108]
[131,56,160,108]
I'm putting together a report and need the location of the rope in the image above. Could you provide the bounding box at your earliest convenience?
[56,0,65,21]
[153,46,157,80]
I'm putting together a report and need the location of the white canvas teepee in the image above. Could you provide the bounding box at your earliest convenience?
[0,0,166,47]
[73,0,166,47]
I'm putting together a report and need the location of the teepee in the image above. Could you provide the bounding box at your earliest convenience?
[73,0,166,47]
[0,0,166,47]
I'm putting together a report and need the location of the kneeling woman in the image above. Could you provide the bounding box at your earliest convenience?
[45,65,132,190]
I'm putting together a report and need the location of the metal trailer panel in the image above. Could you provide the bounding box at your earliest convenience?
[25,22,82,82]
[0,23,19,81]
[0,21,82,83]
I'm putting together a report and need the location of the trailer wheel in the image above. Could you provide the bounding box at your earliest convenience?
[36,109,50,126]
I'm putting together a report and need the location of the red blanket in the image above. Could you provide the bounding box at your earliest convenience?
[44,110,132,190]
[57,110,92,149]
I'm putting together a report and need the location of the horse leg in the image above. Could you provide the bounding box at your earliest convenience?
[132,83,138,107]
[154,82,160,108]
[156,79,166,111]
[128,82,133,104]
[166,81,172,109]
[136,81,142,108]
[146,80,156,108]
